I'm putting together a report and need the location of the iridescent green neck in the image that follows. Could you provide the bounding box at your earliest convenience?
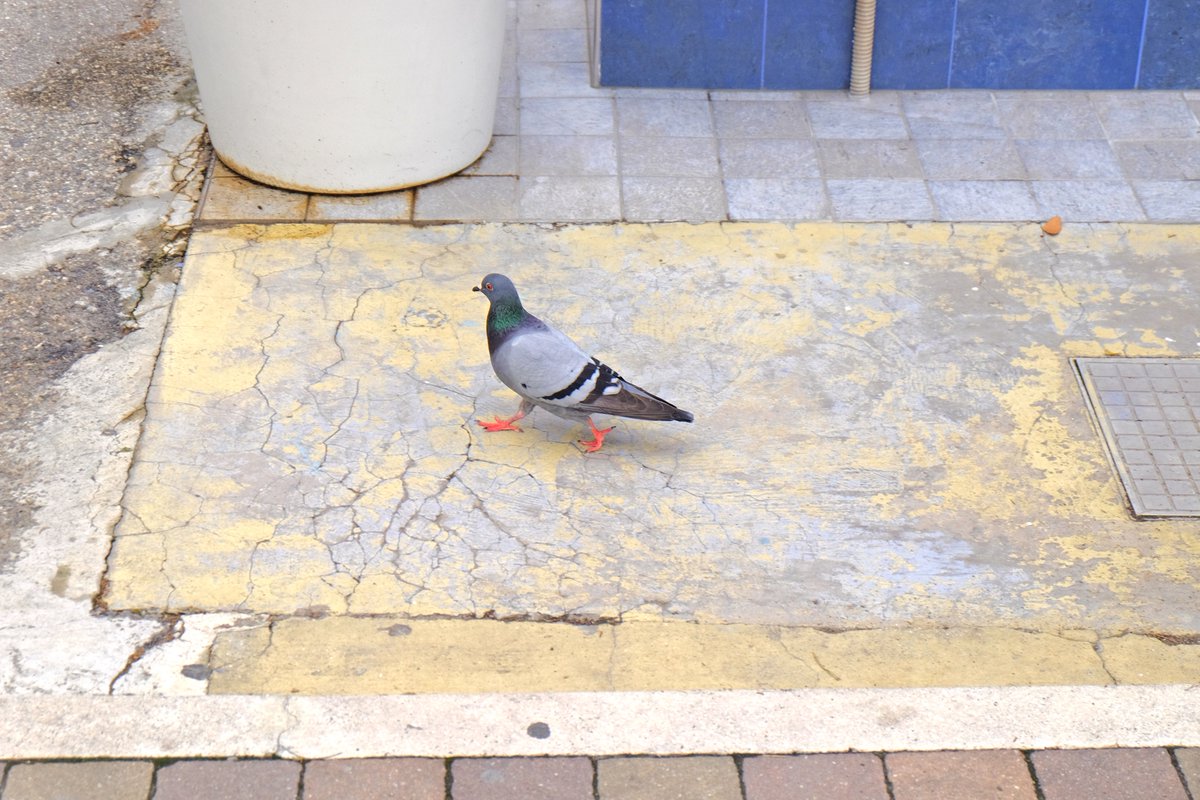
[488,300,524,332]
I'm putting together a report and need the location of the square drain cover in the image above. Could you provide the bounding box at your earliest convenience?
[1074,358,1200,517]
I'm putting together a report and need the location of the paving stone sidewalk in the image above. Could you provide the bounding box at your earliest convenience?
[4,749,1200,799]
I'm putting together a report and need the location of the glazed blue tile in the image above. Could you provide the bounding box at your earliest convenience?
[1138,0,1200,88]
[872,0,956,89]
[762,1,854,90]
[951,0,1145,89]
[599,0,765,89]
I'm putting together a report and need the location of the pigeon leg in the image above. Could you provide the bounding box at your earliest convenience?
[477,399,532,432]
[578,417,615,452]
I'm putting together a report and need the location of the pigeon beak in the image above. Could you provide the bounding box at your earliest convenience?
[472,285,481,293]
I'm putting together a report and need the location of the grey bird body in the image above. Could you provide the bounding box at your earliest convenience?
[472,273,693,451]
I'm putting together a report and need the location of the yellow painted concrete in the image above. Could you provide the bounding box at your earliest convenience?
[206,617,1194,694]
[104,222,1200,640]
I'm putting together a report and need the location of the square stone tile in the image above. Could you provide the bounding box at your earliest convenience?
[719,138,821,178]
[518,28,587,62]
[520,135,617,175]
[725,177,829,220]
[621,177,726,221]
[303,758,444,800]
[617,97,715,137]
[1113,140,1200,179]
[619,136,720,177]
[520,97,614,135]
[200,170,309,222]
[887,750,1037,799]
[916,139,1027,180]
[1030,748,1189,800]
[712,99,810,138]
[451,757,592,800]
[1134,181,1200,221]
[806,94,907,139]
[413,175,520,221]
[902,91,1006,139]
[828,179,935,220]
[3,761,153,800]
[742,753,889,800]
[930,181,1039,221]
[518,174,620,220]
[494,96,519,135]
[995,96,1107,139]
[463,135,520,176]
[598,757,741,800]
[154,760,302,800]
[1091,92,1200,139]
[519,62,605,98]
[518,0,585,30]
[1016,140,1123,179]
[1030,180,1145,221]
[818,139,923,179]
[305,192,412,222]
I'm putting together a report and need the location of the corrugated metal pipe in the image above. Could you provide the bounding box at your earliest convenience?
[849,0,877,96]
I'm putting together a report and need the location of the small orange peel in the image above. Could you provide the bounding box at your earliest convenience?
[1041,215,1063,235]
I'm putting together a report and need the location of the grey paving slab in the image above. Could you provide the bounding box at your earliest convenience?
[724,177,828,219]
[302,758,444,800]
[616,97,715,137]
[618,136,720,177]
[1075,358,1200,517]
[915,139,1027,180]
[1135,181,1200,221]
[199,166,309,223]
[621,177,727,221]
[597,757,741,800]
[1113,140,1200,179]
[493,96,519,135]
[519,135,617,176]
[718,138,821,178]
[828,179,935,220]
[1091,92,1200,140]
[902,91,1007,139]
[712,99,810,138]
[995,96,1107,140]
[518,27,587,62]
[450,757,593,800]
[518,62,605,98]
[1030,748,1188,800]
[742,754,890,800]
[886,750,1037,799]
[806,94,908,139]
[929,181,1040,221]
[1175,748,1200,797]
[463,135,520,176]
[519,97,614,136]
[817,139,924,179]
[412,175,520,221]
[1030,180,1146,221]
[152,760,301,800]
[305,192,412,223]
[1016,140,1124,180]
[517,0,583,30]
[3,762,153,800]
[518,174,620,220]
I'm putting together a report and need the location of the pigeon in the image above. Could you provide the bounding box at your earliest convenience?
[472,273,693,452]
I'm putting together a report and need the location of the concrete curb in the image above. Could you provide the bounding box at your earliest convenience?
[3,685,1198,759]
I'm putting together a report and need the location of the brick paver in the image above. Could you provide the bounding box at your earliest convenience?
[450,757,592,800]
[597,756,741,800]
[2,761,153,800]
[1030,748,1189,800]
[742,753,889,800]
[302,758,444,800]
[151,760,300,800]
[1173,748,1200,796]
[886,750,1037,799]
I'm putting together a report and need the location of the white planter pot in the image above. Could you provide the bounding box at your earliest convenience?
[181,0,506,193]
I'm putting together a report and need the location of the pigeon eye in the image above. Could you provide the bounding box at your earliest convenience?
[485,282,494,290]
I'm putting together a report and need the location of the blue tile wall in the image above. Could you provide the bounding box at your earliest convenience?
[597,0,1198,90]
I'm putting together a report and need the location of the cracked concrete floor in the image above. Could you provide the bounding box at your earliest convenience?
[101,221,1200,642]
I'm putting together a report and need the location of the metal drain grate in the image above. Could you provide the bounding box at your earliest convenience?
[1074,357,1200,518]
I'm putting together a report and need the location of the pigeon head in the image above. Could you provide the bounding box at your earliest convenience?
[472,273,520,305]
